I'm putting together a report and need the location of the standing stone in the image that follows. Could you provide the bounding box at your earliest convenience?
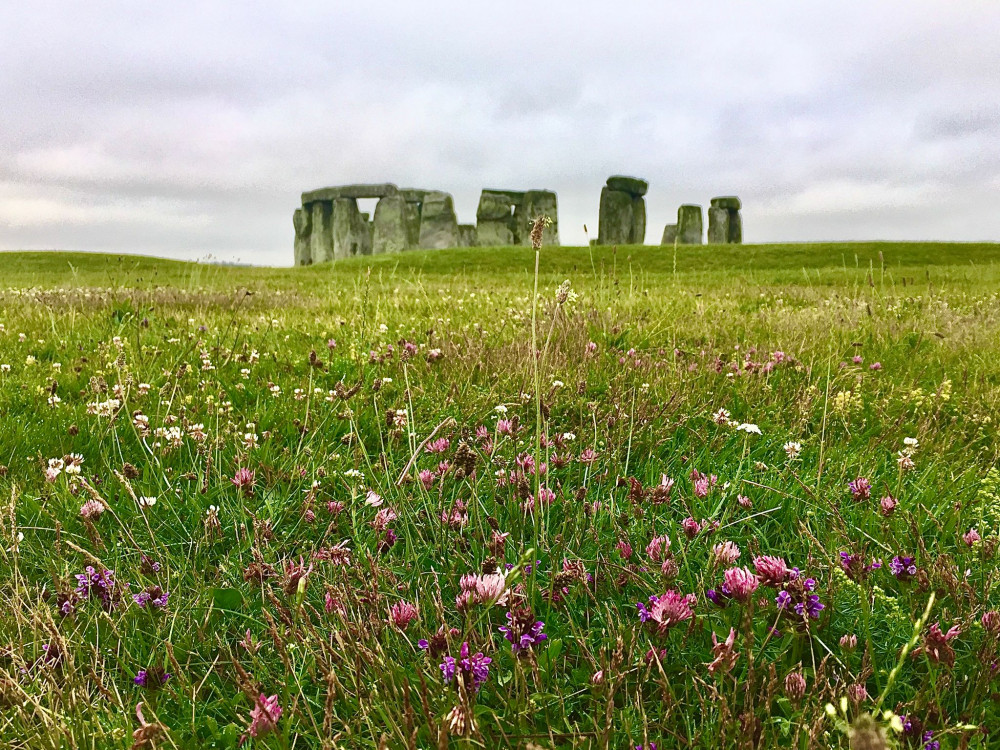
[710,196,743,244]
[293,208,312,266]
[372,195,410,254]
[728,210,743,244]
[309,201,334,263]
[476,220,514,246]
[707,207,730,244]
[404,202,422,246]
[521,190,559,246]
[676,204,703,245]
[458,224,477,247]
[598,187,634,245]
[661,224,677,245]
[629,196,646,244]
[333,198,372,258]
[418,191,459,249]
[477,190,518,246]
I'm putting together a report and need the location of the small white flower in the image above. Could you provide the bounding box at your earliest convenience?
[139,496,156,508]
[736,423,762,435]
[903,437,919,448]
[495,405,508,414]
[552,380,564,388]
[783,441,802,460]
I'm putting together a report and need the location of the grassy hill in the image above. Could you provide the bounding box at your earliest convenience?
[0,243,997,748]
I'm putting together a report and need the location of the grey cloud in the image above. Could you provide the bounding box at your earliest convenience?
[1,0,999,264]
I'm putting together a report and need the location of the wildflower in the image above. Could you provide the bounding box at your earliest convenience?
[132,586,169,609]
[840,633,858,651]
[440,642,491,693]
[499,608,548,654]
[712,408,732,426]
[963,528,981,546]
[231,467,255,495]
[245,694,282,739]
[736,423,762,435]
[712,541,741,565]
[783,441,802,460]
[706,628,739,675]
[616,539,633,561]
[913,622,960,667]
[879,494,898,516]
[981,610,1000,637]
[646,534,671,563]
[388,600,419,630]
[784,671,806,703]
[138,496,156,509]
[74,566,119,610]
[839,551,882,582]
[848,477,871,501]
[889,555,917,582]
[736,494,752,509]
[753,555,790,586]
[637,590,697,635]
[682,517,702,538]
[774,568,825,621]
[133,668,171,688]
[79,499,105,521]
[722,567,759,602]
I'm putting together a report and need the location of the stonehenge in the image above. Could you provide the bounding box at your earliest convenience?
[597,176,647,245]
[292,179,742,263]
[293,184,449,264]
[475,188,559,247]
[661,196,743,247]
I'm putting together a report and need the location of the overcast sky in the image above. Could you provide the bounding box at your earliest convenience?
[2,1,999,265]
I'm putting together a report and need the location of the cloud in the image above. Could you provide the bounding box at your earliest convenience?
[1,0,999,264]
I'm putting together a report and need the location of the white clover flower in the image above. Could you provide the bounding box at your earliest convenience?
[783,441,802,460]
[139,496,156,508]
[736,423,762,435]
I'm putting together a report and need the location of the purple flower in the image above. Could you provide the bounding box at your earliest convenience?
[499,609,547,654]
[848,477,871,501]
[890,555,917,581]
[74,566,120,610]
[133,668,171,688]
[440,642,491,693]
[839,552,882,582]
[132,585,169,609]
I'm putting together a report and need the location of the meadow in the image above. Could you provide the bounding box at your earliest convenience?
[1,239,999,749]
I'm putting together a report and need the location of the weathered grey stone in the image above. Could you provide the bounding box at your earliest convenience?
[707,207,730,244]
[400,188,431,203]
[522,190,559,246]
[606,175,649,197]
[293,208,313,266]
[477,190,518,221]
[333,198,372,258]
[418,191,459,249]
[629,196,646,244]
[677,204,703,245]
[458,224,477,247]
[302,183,399,204]
[710,196,741,211]
[727,210,743,244]
[660,224,677,245]
[481,188,525,203]
[372,195,410,255]
[309,201,334,263]
[404,202,422,247]
[598,187,634,245]
[476,220,514,246]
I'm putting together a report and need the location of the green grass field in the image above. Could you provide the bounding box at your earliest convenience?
[1,242,999,749]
